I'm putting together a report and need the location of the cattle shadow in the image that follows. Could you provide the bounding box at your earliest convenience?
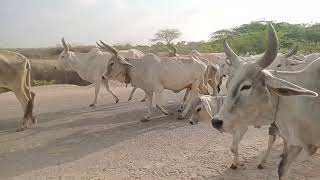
[212,144,320,180]
[0,102,188,178]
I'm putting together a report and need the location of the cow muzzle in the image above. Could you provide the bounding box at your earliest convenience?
[212,117,223,130]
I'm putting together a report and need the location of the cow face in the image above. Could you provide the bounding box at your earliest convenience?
[104,55,133,83]
[58,38,74,71]
[189,98,211,125]
[269,46,303,71]
[212,23,317,133]
[190,96,224,125]
[97,41,134,82]
[212,62,274,132]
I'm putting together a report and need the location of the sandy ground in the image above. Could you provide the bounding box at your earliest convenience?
[0,82,320,180]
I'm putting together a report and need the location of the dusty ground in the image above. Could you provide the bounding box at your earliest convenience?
[0,83,320,180]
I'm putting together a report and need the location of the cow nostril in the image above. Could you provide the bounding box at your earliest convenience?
[102,76,105,80]
[212,118,223,129]
[189,121,193,125]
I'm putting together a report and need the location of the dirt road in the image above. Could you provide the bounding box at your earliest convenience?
[0,84,319,180]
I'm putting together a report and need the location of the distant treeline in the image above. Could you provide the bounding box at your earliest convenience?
[4,21,320,60]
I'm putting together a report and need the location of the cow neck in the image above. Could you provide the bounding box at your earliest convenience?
[273,95,280,123]
[69,52,85,70]
[271,70,281,123]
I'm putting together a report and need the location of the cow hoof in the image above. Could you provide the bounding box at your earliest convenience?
[89,104,95,107]
[140,99,146,102]
[177,115,185,120]
[257,164,264,169]
[16,127,25,132]
[115,99,119,103]
[230,164,237,169]
[177,109,182,112]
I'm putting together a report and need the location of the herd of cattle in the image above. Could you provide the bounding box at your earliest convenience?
[1,23,320,179]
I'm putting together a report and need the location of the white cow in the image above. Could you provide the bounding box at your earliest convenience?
[212,23,319,180]
[99,41,210,121]
[58,39,144,107]
[0,50,36,132]
[189,50,226,65]
[221,47,299,77]
[169,48,222,96]
[189,95,225,125]
[97,47,147,102]
[293,52,320,62]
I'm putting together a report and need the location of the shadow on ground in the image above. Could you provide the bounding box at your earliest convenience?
[0,101,188,177]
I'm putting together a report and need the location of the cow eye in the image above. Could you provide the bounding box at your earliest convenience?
[277,64,281,67]
[240,85,251,91]
[196,107,201,112]
[110,62,114,67]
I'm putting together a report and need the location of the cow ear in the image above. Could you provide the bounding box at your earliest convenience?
[264,73,318,97]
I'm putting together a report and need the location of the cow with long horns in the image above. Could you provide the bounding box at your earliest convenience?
[212,23,319,180]
[98,41,210,121]
[58,38,145,107]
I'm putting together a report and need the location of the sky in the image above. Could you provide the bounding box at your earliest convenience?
[0,0,319,48]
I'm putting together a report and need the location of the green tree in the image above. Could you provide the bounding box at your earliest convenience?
[151,28,182,45]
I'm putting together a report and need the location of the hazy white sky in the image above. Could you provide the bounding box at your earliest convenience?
[0,0,319,48]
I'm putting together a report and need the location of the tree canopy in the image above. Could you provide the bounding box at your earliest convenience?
[151,28,182,45]
[7,21,320,59]
[210,21,320,55]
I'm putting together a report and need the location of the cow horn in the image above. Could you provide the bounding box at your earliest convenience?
[255,23,279,69]
[284,44,298,58]
[99,40,118,56]
[223,39,242,67]
[96,42,104,50]
[62,38,69,52]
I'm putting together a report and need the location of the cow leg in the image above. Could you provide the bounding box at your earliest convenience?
[29,91,37,125]
[142,92,153,122]
[154,91,169,115]
[178,88,190,112]
[208,80,218,96]
[178,81,200,119]
[230,126,248,169]
[14,90,31,132]
[280,138,288,158]
[278,145,302,180]
[102,79,119,103]
[89,82,101,107]
[128,87,136,101]
[258,122,278,169]
[307,144,318,155]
